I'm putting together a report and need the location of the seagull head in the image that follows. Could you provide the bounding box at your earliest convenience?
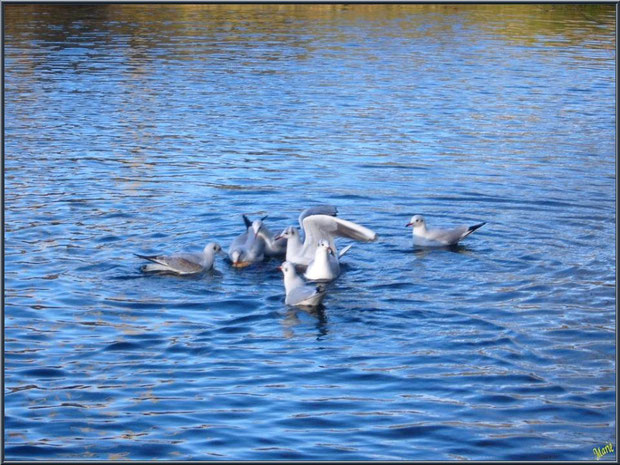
[231,249,242,264]
[205,242,223,255]
[406,215,425,228]
[275,226,297,241]
[278,261,295,277]
[317,239,334,256]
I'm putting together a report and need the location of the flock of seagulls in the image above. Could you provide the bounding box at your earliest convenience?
[135,206,486,308]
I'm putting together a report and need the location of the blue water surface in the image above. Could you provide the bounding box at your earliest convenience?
[3,4,616,461]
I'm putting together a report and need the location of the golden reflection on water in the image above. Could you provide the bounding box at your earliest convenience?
[4,4,615,50]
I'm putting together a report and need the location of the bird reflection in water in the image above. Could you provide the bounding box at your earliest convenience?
[412,244,471,258]
[281,305,328,340]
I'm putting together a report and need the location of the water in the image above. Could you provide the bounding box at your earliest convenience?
[3,4,616,460]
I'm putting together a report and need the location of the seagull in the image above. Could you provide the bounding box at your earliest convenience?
[228,218,266,267]
[406,214,486,247]
[136,242,223,274]
[242,214,286,257]
[304,239,352,282]
[279,261,326,307]
[275,213,377,266]
[271,204,338,262]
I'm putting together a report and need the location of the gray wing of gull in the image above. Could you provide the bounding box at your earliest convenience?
[245,234,266,261]
[302,214,377,259]
[287,285,325,306]
[229,229,266,262]
[228,229,249,255]
[137,253,204,273]
[426,226,470,245]
[298,205,338,229]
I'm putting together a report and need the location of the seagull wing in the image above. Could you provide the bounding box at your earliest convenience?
[287,285,325,306]
[228,230,249,255]
[426,226,470,245]
[302,214,377,258]
[136,253,203,273]
[162,255,204,273]
[298,205,338,229]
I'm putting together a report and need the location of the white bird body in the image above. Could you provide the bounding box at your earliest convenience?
[407,215,486,247]
[280,261,326,307]
[277,205,339,265]
[228,220,266,267]
[304,240,340,282]
[137,242,222,274]
[280,226,308,265]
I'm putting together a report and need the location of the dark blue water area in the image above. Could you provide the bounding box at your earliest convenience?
[3,4,616,461]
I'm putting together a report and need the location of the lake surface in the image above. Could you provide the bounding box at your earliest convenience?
[3,4,616,461]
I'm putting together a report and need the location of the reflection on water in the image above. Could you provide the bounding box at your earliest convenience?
[282,306,329,340]
[4,3,616,461]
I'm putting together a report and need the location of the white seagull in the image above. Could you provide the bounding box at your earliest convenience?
[304,239,352,282]
[276,212,377,266]
[228,218,266,267]
[136,242,223,274]
[272,204,339,263]
[279,261,327,307]
[406,214,486,247]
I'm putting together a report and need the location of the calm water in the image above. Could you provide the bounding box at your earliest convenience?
[3,4,616,461]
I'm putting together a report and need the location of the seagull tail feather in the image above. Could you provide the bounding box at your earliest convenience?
[134,253,159,263]
[464,222,486,237]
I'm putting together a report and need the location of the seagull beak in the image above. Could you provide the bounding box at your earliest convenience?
[406,222,413,227]
[274,234,282,241]
[277,265,282,271]
[328,247,335,256]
